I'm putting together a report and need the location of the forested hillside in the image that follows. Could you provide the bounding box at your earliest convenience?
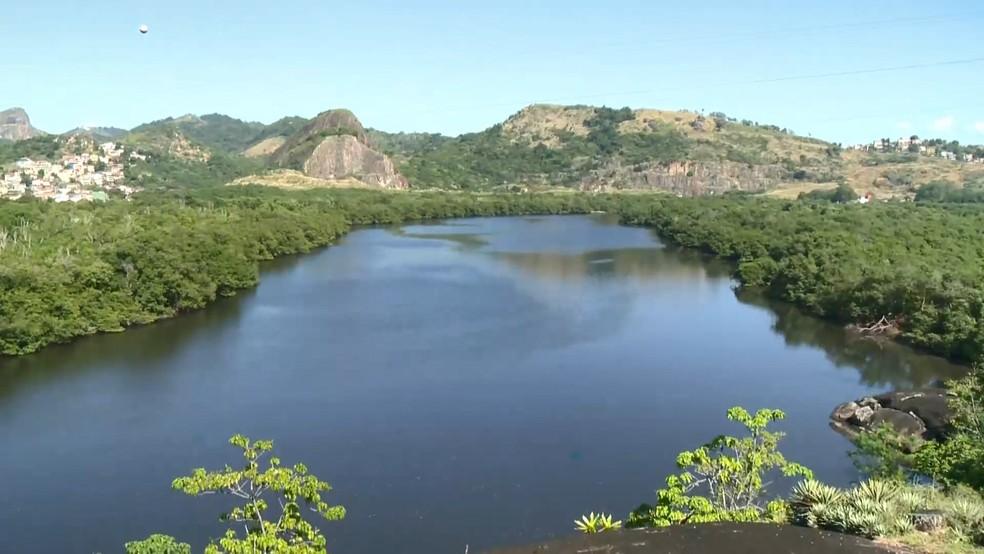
[0,189,611,356]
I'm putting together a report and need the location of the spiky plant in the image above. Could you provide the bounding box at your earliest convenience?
[852,480,900,504]
[943,497,984,536]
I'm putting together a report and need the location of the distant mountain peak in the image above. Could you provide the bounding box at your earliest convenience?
[1,107,45,141]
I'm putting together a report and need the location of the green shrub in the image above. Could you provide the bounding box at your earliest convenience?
[124,534,191,554]
[627,407,812,527]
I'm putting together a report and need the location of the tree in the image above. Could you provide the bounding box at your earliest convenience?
[125,534,191,554]
[831,183,858,203]
[171,434,346,554]
[627,407,813,527]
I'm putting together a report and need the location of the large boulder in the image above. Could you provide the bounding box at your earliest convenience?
[829,388,951,441]
[874,389,952,440]
[868,408,927,438]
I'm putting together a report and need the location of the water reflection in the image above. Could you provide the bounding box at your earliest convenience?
[0,291,251,404]
[736,291,967,388]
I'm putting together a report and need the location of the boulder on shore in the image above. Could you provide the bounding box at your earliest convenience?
[830,388,952,441]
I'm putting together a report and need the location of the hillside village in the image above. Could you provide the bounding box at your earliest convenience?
[850,135,984,163]
[0,139,140,201]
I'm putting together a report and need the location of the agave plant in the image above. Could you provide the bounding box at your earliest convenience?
[943,497,984,535]
[852,480,900,504]
[574,512,623,534]
[790,480,843,526]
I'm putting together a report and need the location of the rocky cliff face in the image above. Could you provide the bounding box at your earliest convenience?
[304,135,408,189]
[580,160,786,195]
[0,108,43,141]
[274,109,408,189]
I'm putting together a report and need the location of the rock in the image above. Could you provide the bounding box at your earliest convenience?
[304,135,408,189]
[580,160,786,196]
[831,402,859,422]
[830,388,951,442]
[486,524,911,554]
[868,408,927,438]
[849,406,876,426]
[0,107,44,141]
[912,510,946,533]
[875,389,952,440]
[272,109,409,189]
[859,397,881,410]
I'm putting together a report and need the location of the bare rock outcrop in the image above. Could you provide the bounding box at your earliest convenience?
[580,160,786,195]
[304,135,408,189]
[0,107,43,141]
[273,109,408,189]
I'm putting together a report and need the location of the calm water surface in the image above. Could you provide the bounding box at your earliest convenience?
[0,215,965,553]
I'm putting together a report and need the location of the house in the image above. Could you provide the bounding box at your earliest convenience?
[14,158,34,170]
[940,151,957,161]
[858,192,874,205]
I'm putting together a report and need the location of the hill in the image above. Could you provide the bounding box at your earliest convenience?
[129,113,310,156]
[63,126,129,141]
[376,104,983,196]
[0,108,44,141]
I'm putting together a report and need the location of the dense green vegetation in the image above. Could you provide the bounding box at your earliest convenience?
[916,179,984,203]
[125,152,266,189]
[618,197,984,362]
[130,114,309,155]
[0,189,612,356]
[0,134,61,164]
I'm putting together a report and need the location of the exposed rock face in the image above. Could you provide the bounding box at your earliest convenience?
[830,388,952,441]
[0,107,43,141]
[304,135,408,189]
[580,161,786,195]
[273,109,408,189]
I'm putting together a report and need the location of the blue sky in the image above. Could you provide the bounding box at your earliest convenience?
[3,0,984,143]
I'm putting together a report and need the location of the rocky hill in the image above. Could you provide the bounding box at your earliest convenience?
[375,104,841,194]
[377,104,983,196]
[0,108,44,141]
[269,109,408,189]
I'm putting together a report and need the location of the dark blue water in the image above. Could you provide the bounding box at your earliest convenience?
[0,215,964,553]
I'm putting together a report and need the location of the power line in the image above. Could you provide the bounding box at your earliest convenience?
[419,55,984,116]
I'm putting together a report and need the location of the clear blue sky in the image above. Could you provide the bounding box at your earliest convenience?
[4,0,984,143]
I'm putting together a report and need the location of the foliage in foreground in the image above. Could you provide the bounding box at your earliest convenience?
[912,364,984,491]
[791,479,984,548]
[627,407,811,527]
[574,512,622,534]
[129,434,344,554]
[848,364,984,492]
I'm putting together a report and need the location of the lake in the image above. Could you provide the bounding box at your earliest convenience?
[0,215,965,553]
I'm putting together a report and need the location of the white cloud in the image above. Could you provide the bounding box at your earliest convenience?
[897,121,912,131]
[975,121,984,134]
[932,116,955,131]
